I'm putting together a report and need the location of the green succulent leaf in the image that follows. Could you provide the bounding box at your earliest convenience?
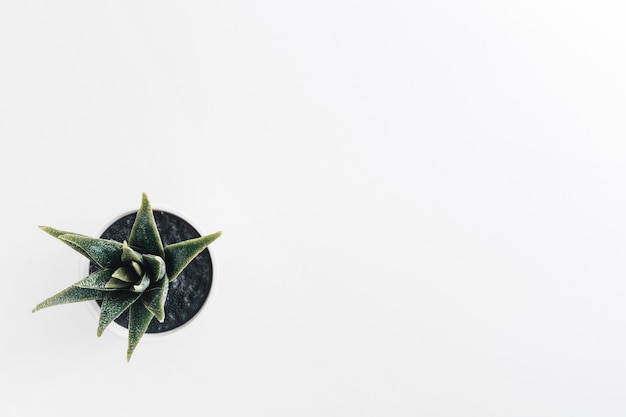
[33,286,105,312]
[105,278,131,289]
[131,261,143,276]
[141,276,169,322]
[142,254,166,281]
[112,266,139,283]
[121,241,143,264]
[164,231,222,281]
[131,274,150,293]
[97,291,142,337]
[59,234,123,269]
[39,226,95,262]
[74,268,117,290]
[127,301,154,361]
[128,193,164,258]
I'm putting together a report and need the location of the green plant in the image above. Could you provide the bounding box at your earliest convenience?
[33,193,221,361]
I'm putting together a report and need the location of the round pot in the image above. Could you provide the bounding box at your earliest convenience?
[82,206,218,341]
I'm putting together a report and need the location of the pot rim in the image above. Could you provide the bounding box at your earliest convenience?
[82,203,219,343]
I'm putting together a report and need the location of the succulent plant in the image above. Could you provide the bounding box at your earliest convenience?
[33,193,221,361]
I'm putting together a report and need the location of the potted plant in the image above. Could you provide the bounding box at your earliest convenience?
[32,193,221,361]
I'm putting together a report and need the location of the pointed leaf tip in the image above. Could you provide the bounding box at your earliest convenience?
[33,286,105,312]
[39,227,102,263]
[39,226,84,238]
[39,225,56,234]
[128,193,164,257]
[127,301,153,361]
[164,231,222,281]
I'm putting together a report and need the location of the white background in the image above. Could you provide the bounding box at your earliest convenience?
[1,1,625,415]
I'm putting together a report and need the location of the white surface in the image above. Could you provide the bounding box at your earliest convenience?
[1,1,625,415]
